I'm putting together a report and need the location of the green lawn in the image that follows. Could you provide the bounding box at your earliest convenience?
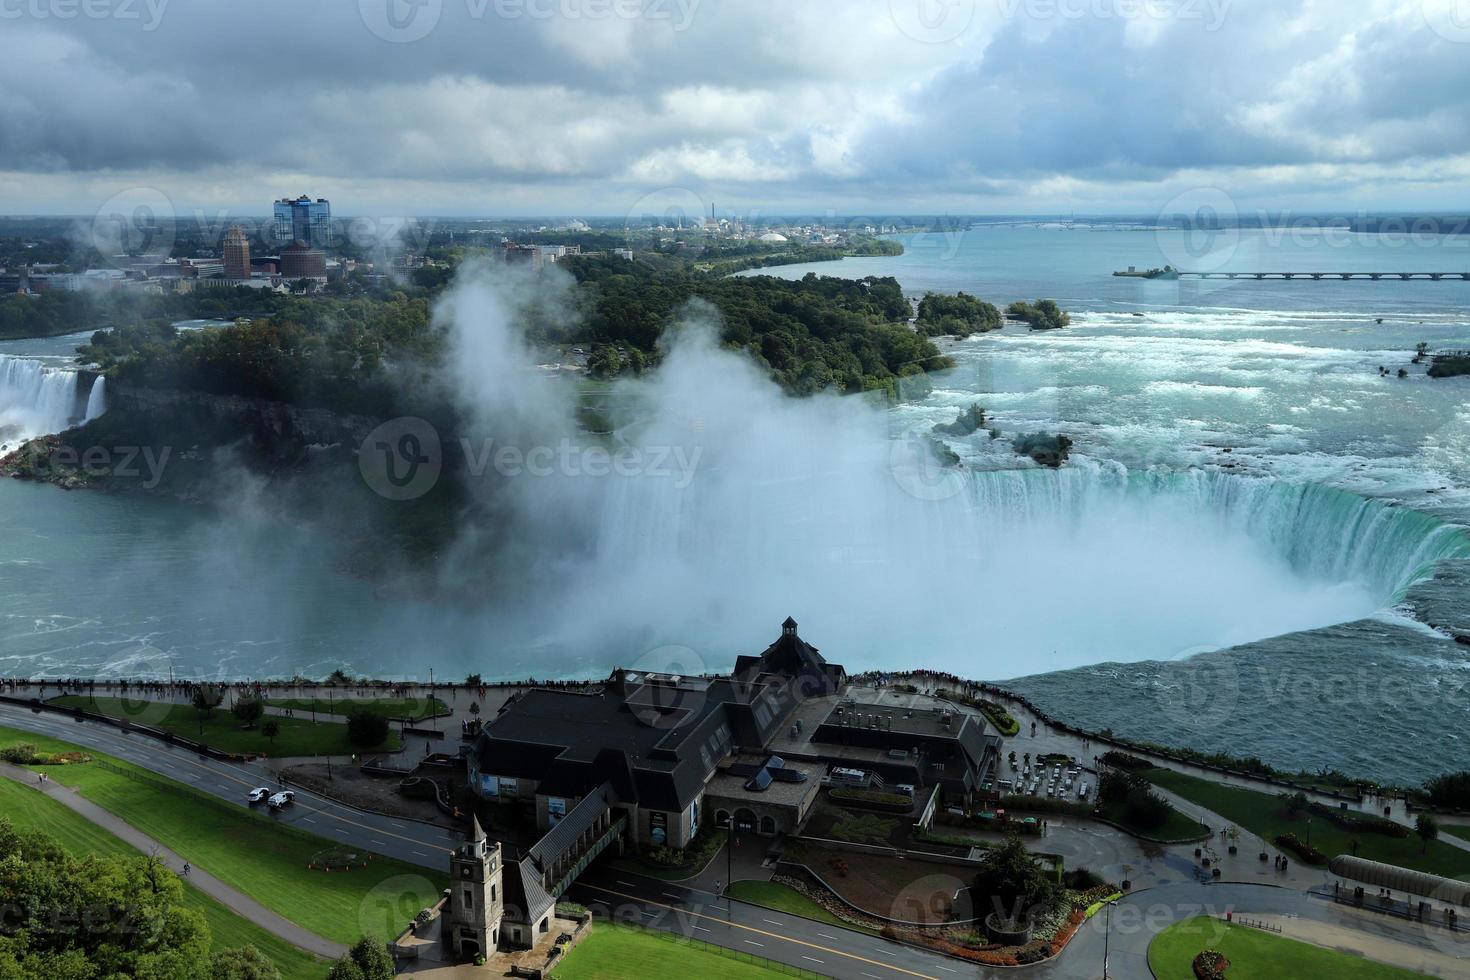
[0,778,327,980]
[1144,769,1470,877]
[49,694,402,757]
[1096,797,1210,842]
[726,879,879,936]
[1148,915,1425,979]
[0,725,443,944]
[269,695,448,723]
[552,922,803,979]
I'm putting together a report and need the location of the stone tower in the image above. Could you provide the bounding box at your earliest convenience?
[446,815,503,959]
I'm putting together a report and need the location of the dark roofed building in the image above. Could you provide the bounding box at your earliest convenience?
[468,617,845,849]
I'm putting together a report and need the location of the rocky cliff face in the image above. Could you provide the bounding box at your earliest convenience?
[108,385,383,447]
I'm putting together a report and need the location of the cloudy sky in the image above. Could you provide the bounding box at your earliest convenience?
[2,0,1468,218]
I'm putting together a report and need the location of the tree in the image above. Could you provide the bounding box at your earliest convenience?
[0,815,214,978]
[346,709,390,748]
[1426,772,1470,809]
[347,937,394,980]
[193,684,224,719]
[1284,792,1310,819]
[208,945,282,979]
[1417,814,1440,853]
[326,959,365,980]
[971,833,1057,927]
[231,693,265,728]
[261,719,280,746]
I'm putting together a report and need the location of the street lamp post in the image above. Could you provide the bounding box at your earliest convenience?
[726,824,733,922]
[1102,898,1118,979]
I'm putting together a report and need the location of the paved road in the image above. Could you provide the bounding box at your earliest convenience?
[0,762,347,959]
[7,702,1458,978]
[0,701,459,873]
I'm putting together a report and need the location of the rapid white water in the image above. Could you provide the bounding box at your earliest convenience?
[0,354,86,445]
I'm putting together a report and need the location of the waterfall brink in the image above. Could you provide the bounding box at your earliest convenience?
[573,452,1470,673]
[84,376,107,422]
[0,354,85,443]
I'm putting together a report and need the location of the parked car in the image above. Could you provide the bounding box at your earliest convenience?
[267,791,295,809]
[246,787,271,804]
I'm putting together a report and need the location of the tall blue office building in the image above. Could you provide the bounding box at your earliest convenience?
[272,196,333,248]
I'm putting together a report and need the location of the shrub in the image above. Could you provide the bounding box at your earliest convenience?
[1274,833,1326,865]
[1100,751,1152,772]
[346,709,391,748]
[231,693,265,728]
[1425,772,1470,810]
[829,787,914,810]
[1063,867,1105,890]
[1308,801,1408,838]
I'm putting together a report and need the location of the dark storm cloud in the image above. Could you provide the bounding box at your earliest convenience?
[1,0,1467,212]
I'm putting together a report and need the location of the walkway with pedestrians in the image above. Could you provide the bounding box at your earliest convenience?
[0,762,347,960]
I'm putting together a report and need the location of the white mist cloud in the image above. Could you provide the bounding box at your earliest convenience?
[422,267,1389,676]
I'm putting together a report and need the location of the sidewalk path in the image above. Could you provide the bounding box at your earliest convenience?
[1254,912,1468,976]
[0,762,347,960]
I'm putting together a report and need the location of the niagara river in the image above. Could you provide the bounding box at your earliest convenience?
[1,225,1467,783]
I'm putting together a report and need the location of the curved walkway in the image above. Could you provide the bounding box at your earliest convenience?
[0,762,348,960]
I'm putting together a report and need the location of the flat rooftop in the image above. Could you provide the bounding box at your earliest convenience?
[816,700,976,740]
[705,756,823,808]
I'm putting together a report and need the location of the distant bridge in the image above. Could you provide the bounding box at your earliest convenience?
[1174,271,1470,281]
